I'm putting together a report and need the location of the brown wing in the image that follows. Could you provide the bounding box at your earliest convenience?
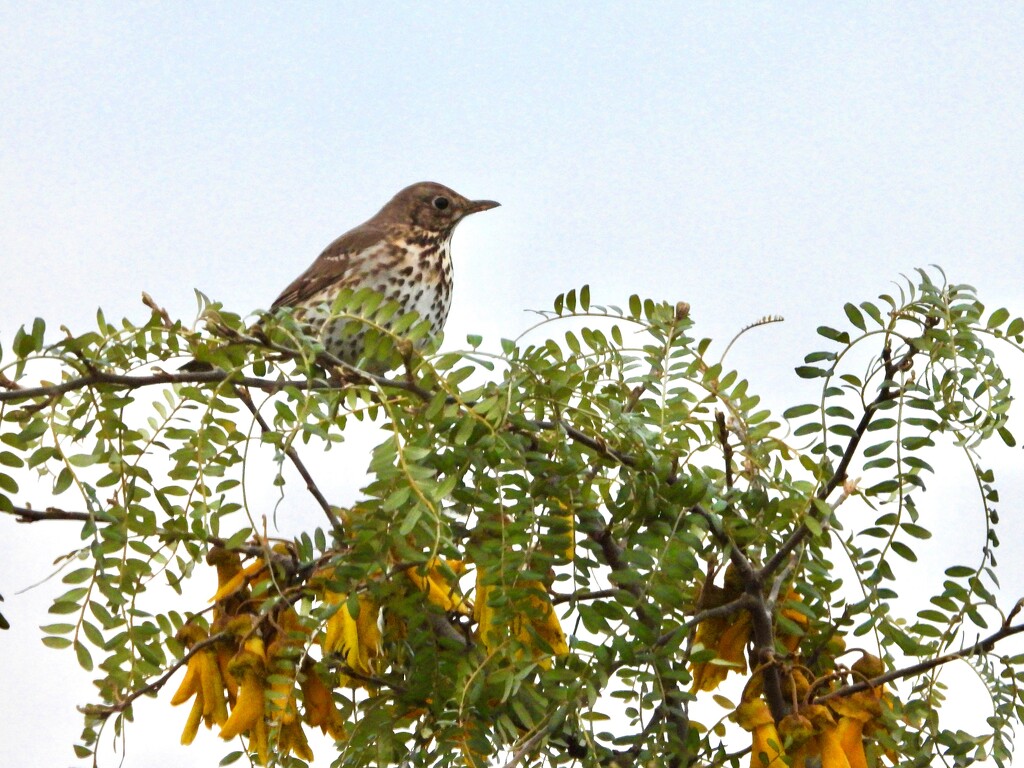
[271,224,389,310]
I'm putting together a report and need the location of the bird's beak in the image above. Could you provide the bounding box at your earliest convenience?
[464,199,501,215]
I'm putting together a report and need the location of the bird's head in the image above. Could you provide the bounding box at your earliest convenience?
[381,181,500,233]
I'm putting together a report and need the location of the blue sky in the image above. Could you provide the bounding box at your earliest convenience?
[2,4,1023,766]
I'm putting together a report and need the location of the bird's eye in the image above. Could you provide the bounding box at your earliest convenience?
[432,196,450,210]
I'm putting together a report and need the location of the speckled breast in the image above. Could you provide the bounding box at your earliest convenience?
[293,235,454,365]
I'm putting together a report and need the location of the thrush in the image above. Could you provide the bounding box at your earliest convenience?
[186,182,499,370]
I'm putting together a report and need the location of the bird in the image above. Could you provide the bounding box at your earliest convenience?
[185,182,499,371]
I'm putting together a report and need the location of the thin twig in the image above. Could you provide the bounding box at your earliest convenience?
[760,341,918,580]
[551,588,619,605]
[501,725,551,768]
[653,593,757,650]
[231,385,344,536]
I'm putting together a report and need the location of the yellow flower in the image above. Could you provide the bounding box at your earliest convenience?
[690,610,752,692]
[405,558,471,615]
[277,718,314,762]
[206,548,245,619]
[211,559,266,604]
[219,637,270,764]
[835,716,869,768]
[516,579,569,661]
[262,610,317,761]
[322,590,381,687]
[474,569,568,667]
[300,659,347,740]
[829,680,885,768]
[474,573,498,654]
[788,704,852,768]
[170,624,230,744]
[689,564,750,691]
[733,699,786,768]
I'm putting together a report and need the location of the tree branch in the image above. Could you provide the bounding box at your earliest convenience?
[7,505,94,523]
[501,725,551,768]
[816,620,1024,703]
[530,420,638,467]
[689,504,786,719]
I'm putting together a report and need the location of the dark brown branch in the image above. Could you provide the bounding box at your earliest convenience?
[689,505,754,583]
[816,620,1024,703]
[2,362,635,484]
[743,579,786,720]
[0,369,319,404]
[688,505,785,719]
[6,506,304,562]
[715,411,733,490]
[0,323,430,405]
[583,517,696,754]
[531,420,638,467]
[7,505,94,523]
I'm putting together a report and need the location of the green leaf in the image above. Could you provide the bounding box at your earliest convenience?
[75,641,94,671]
[381,487,411,512]
[795,366,827,379]
[398,506,422,536]
[901,436,934,450]
[862,440,893,457]
[891,541,918,562]
[0,473,17,494]
[987,307,1009,329]
[565,288,577,312]
[844,303,866,330]
[0,451,24,468]
[783,404,818,419]
[53,467,74,494]
[861,301,883,327]
[945,565,975,578]
[901,523,932,540]
[628,294,641,318]
[63,568,94,585]
[817,326,850,344]
[39,623,75,635]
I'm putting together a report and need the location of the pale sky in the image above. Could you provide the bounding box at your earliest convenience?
[2,4,1024,766]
